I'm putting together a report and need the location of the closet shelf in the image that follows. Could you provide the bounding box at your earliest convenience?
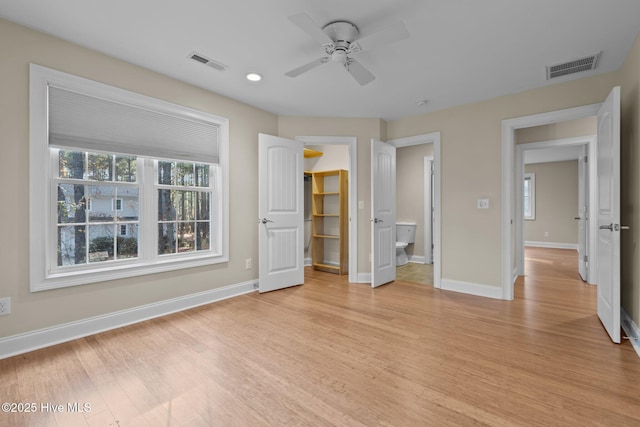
[313,234,340,239]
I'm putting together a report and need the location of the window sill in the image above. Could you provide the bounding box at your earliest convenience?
[32,254,228,292]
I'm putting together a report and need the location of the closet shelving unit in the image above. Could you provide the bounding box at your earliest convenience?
[311,169,348,274]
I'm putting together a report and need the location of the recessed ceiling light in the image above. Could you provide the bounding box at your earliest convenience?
[417,99,428,106]
[246,72,263,82]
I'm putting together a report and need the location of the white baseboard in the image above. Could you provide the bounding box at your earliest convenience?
[621,307,640,359]
[525,241,579,250]
[440,278,504,300]
[357,273,372,283]
[0,280,257,360]
[513,267,519,285]
[304,257,312,267]
[409,255,426,264]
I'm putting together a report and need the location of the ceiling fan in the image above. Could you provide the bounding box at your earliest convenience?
[285,13,410,86]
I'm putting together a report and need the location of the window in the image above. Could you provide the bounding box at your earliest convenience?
[524,172,536,220]
[30,64,229,291]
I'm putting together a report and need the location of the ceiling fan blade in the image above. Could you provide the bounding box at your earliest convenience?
[285,57,331,77]
[289,13,334,45]
[344,58,375,86]
[352,21,409,52]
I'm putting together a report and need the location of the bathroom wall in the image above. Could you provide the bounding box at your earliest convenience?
[396,143,434,262]
[524,160,579,246]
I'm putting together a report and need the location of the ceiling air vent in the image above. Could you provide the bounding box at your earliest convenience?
[546,52,601,80]
[188,51,228,71]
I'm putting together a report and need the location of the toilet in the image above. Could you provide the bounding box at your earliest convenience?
[396,222,417,266]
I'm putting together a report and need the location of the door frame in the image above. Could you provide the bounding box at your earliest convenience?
[424,155,434,265]
[388,132,441,288]
[515,135,597,284]
[295,136,358,283]
[502,104,601,300]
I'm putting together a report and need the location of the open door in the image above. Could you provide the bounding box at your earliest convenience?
[258,133,304,293]
[577,145,588,281]
[596,87,622,343]
[371,139,396,288]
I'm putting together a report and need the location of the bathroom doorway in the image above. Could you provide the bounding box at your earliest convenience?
[390,135,438,286]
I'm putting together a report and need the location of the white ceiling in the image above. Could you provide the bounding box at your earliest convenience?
[2,0,640,120]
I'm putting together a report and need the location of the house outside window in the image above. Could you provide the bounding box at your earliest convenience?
[30,64,229,291]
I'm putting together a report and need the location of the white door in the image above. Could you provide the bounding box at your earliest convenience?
[258,133,304,293]
[371,139,396,288]
[596,87,622,343]
[577,145,588,281]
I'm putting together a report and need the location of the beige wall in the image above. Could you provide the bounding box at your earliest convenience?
[388,71,621,287]
[278,116,386,274]
[0,19,278,337]
[620,30,640,327]
[396,143,434,259]
[515,117,597,144]
[304,144,349,171]
[524,161,579,244]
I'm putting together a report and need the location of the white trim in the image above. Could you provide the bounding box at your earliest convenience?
[621,307,640,359]
[409,255,426,264]
[304,257,312,267]
[439,278,504,300]
[296,136,358,283]
[424,156,434,264]
[0,280,256,360]
[388,132,441,288]
[523,172,536,220]
[513,267,518,285]
[502,104,601,300]
[357,273,372,283]
[525,241,579,250]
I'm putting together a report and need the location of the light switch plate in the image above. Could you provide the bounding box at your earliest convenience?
[477,199,489,209]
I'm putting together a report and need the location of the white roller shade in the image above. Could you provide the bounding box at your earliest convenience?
[48,86,219,163]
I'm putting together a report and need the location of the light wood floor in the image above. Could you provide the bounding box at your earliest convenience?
[2,247,640,426]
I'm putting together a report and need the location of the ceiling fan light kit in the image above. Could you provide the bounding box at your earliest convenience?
[285,13,409,86]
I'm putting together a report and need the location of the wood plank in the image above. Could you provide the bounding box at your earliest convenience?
[1,247,639,425]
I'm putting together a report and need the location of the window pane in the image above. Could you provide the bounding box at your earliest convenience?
[58,225,86,266]
[197,222,210,250]
[176,162,194,186]
[57,184,86,224]
[117,187,139,221]
[87,153,113,181]
[158,223,176,255]
[88,185,115,222]
[158,189,176,221]
[158,161,173,185]
[175,191,195,221]
[58,151,85,179]
[117,225,138,259]
[178,222,195,252]
[115,156,137,182]
[195,164,209,187]
[196,192,210,220]
[89,225,114,262]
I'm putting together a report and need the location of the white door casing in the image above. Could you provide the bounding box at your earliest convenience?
[371,139,396,288]
[578,145,588,281]
[596,86,621,343]
[258,133,304,293]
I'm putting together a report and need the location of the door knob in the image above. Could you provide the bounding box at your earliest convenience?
[259,218,274,224]
[600,224,613,231]
[370,218,384,223]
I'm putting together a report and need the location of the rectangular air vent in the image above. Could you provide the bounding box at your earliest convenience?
[188,51,228,71]
[546,52,601,80]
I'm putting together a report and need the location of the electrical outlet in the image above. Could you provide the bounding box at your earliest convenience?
[245,258,252,270]
[0,297,11,315]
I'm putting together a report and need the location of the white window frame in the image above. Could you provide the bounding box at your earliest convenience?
[524,172,536,220]
[29,64,229,292]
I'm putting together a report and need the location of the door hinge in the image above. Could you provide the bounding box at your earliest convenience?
[584,156,588,163]
[583,255,588,262]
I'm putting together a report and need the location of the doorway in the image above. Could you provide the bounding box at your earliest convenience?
[295,136,358,283]
[516,133,597,285]
[388,132,441,288]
